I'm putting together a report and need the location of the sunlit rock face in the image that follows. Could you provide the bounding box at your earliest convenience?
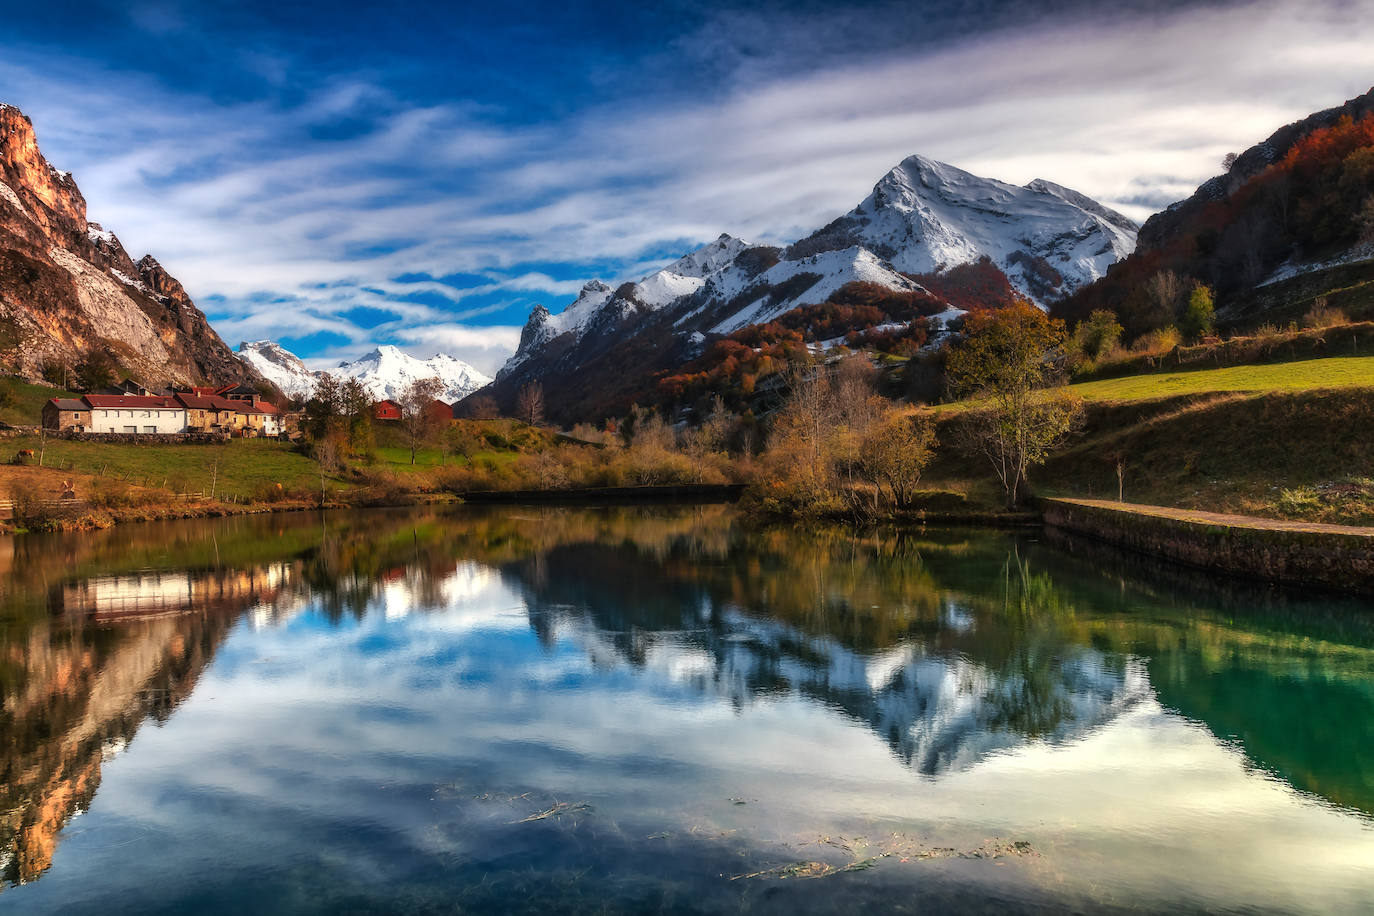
[0,104,260,388]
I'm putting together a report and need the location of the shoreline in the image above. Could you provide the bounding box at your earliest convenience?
[10,488,1374,600]
[1042,497,1374,595]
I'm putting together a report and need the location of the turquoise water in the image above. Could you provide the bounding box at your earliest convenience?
[0,505,1371,913]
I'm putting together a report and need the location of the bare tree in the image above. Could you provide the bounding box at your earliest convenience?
[1145,269,1187,326]
[398,377,447,465]
[461,394,500,420]
[516,382,545,426]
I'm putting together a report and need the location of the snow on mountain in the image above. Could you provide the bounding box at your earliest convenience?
[237,341,491,404]
[237,340,319,399]
[329,346,491,404]
[487,153,1137,419]
[704,245,924,335]
[808,154,1137,303]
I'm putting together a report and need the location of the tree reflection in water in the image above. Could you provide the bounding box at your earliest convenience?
[0,505,1371,893]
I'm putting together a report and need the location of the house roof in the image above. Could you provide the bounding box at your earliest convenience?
[174,393,239,410]
[48,398,87,411]
[83,395,183,409]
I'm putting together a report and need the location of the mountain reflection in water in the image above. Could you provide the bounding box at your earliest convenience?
[0,506,1370,913]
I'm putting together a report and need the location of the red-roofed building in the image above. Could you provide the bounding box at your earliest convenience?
[174,393,241,432]
[423,399,454,425]
[374,399,401,421]
[81,395,187,434]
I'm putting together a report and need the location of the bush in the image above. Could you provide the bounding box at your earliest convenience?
[1303,297,1347,329]
[1132,326,1182,355]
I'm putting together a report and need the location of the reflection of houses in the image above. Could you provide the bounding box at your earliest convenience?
[61,564,293,621]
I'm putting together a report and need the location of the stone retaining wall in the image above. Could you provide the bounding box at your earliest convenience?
[1041,499,1374,594]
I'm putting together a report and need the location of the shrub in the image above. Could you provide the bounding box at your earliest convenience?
[1132,326,1182,355]
[1303,297,1347,329]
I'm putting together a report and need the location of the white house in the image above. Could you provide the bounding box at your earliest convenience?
[83,395,188,434]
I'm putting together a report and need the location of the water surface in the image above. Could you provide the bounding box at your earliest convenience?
[1,506,1372,913]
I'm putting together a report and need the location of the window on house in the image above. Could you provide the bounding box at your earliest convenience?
[144,426,156,434]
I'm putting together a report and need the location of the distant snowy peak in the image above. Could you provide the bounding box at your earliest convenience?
[238,340,317,399]
[502,235,755,377]
[661,233,751,280]
[331,345,491,404]
[826,154,1137,302]
[237,341,491,403]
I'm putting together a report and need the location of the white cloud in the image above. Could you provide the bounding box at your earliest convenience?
[2,0,1371,376]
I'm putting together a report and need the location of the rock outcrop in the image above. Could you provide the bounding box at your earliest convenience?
[0,104,261,388]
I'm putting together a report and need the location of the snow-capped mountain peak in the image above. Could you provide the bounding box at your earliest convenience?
[331,345,491,403]
[827,154,1138,302]
[238,340,317,399]
[237,341,491,403]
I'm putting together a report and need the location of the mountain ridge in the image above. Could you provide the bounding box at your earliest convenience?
[480,154,1136,421]
[0,103,261,389]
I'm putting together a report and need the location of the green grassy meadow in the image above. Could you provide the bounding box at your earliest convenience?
[1067,356,1374,402]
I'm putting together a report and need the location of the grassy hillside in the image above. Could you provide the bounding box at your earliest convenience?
[0,378,76,425]
[924,387,1374,525]
[1067,356,1374,402]
[0,436,330,500]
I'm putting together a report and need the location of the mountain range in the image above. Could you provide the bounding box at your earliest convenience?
[0,103,259,389]
[237,341,490,404]
[481,154,1139,421]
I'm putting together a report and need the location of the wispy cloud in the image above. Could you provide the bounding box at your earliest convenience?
[3,0,1371,374]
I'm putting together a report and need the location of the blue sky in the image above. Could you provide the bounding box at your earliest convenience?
[2,0,1372,372]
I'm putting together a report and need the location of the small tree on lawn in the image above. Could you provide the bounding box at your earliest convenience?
[947,302,1082,509]
[398,377,446,465]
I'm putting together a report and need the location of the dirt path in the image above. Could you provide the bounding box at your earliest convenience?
[1050,497,1374,538]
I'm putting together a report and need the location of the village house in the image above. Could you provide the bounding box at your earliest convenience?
[174,393,241,433]
[42,392,289,438]
[424,399,454,425]
[374,399,402,421]
[82,395,187,434]
[236,400,280,436]
[41,398,92,431]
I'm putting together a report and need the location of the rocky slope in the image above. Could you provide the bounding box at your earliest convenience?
[482,155,1136,421]
[238,340,490,403]
[0,104,260,388]
[1057,86,1374,333]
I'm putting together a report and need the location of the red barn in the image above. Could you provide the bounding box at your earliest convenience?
[374,399,402,421]
[423,399,453,424]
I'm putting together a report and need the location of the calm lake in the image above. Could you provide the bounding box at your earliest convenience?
[1,505,1371,914]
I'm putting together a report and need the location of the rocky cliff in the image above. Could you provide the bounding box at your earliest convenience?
[0,104,261,388]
